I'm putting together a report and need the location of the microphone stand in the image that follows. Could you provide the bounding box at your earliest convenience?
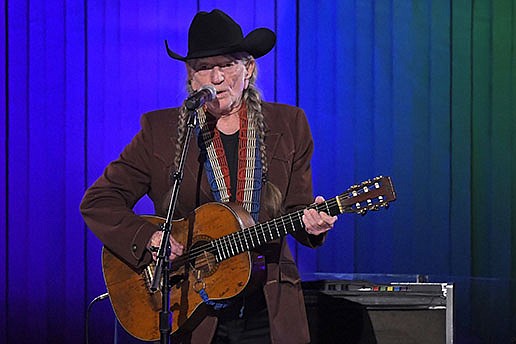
[150,107,199,344]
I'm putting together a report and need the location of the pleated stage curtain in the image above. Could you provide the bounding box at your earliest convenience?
[1,0,514,342]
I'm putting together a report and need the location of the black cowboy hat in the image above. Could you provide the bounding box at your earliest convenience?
[165,9,276,61]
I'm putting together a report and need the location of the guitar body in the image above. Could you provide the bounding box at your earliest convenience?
[100,176,397,341]
[102,202,257,341]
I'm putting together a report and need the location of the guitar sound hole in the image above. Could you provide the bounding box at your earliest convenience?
[190,238,218,277]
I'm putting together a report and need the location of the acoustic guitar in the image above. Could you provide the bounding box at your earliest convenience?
[102,176,396,341]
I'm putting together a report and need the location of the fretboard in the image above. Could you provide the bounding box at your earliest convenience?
[210,196,344,263]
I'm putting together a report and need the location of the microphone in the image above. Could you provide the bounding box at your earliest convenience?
[185,85,217,110]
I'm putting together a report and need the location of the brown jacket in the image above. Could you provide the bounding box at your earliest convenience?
[81,102,327,343]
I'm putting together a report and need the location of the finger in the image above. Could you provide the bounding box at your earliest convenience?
[319,212,338,225]
[170,236,182,246]
[170,237,184,250]
[312,214,336,231]
[309,210,329,227]
[304,216,323,235]
[170,245,183,257]
[317,220,329,230]
[171,239,185,259]
[314,195,325,204]
[304,208,320,221]
[149,232,162,247]
[303,212,320,232]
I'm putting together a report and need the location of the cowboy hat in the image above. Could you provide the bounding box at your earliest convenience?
[165,9,276,61]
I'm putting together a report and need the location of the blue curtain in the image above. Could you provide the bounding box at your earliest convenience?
[2,0,515,343]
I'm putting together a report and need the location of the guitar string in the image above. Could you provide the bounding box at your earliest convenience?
[171,208,306,268]
[169,197,344,268]
[173,184,386,268]
[186,197,338,256]
[169,181,388,268]
[171,184,390,266]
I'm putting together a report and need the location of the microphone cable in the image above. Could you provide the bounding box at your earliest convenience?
[85,292,109,344]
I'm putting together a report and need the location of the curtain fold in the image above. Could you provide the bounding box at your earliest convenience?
[1,0,515,342]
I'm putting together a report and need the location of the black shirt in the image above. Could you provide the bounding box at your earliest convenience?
[220,131,239,202]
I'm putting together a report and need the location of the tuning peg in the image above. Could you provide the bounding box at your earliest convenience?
[360,179,372,187]
[349,183,361,190]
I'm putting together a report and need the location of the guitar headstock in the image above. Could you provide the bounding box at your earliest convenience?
[338,176,396,215]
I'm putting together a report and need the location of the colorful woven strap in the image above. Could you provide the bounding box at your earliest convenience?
[196,105,262,222]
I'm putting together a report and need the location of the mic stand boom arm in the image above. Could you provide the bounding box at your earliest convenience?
[150,108,198,344]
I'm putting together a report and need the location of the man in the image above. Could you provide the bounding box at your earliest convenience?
[81,9,336,343]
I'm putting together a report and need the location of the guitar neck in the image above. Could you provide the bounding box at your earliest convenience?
[210,197,343,263]
[208,175,394,263]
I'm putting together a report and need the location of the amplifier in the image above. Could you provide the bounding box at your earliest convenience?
[302,280,454,344]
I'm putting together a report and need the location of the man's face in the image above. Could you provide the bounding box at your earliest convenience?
[187,55,254,116]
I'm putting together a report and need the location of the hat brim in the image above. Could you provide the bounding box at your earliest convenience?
[166,28,276,61]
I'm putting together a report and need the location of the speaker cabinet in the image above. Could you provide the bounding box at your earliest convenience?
[303,280,454,344]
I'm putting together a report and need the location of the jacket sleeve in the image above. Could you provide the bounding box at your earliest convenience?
[80,114,158,270]
[282,108,327,248]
